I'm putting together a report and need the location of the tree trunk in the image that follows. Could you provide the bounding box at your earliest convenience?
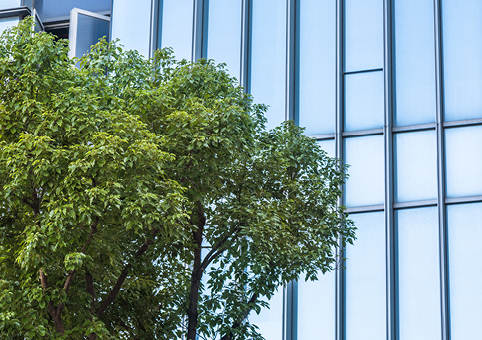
[186,202,206,340]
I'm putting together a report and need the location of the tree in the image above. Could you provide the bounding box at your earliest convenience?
[0,19,355,339]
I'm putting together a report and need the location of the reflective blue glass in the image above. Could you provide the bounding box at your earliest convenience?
[394,131,437,202]
[298,0,336,135]
[250,0,287,130]
[74,14,110,58]
[345,212,385,340]
[35,0,111,21]
[111,0,151,57]
[344,71,384,132]
[160,0,194,61]
[447,203,482,339]
[317,139,336,158]
[344,0,383,72]
[0,0,21,9]
[442,0,482,121]
[344,135,384,207]
[0,17,20,34]
[397,207,441,340]
[249,288,283,339]
[207,0,242,79]
[298,272,336,340]
[445,126,482,197]
[394,0,436,126]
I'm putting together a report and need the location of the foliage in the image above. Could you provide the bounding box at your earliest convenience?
[0,18,355,339]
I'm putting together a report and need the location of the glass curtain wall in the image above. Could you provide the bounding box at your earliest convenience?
[126,0,482,338]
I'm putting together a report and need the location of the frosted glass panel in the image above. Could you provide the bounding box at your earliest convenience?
[160,0,194,61]
[442,0,482,121]
[448,203,482,340]
[0,0,21,10]
[249,288,283,340]
[317,139,336,158]
[0,17,19,34]
[344,71,384,131]
[345,212,386,340]
[298,272,336,340]
[298,0,336,135]
[394,131,437,202]
[207,0,242,78]
[250,0,287,130]
[445,126,482,197]
[397,207,441,340]
[344,135,384,207]
[344,0,383,72]
[394,0,436,126]
[111,0,151,57]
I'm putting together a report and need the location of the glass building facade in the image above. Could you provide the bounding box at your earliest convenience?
[2,0,482,339]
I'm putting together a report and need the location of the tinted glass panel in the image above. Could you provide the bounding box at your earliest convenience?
[344,71,384,132]
[160,0,194,61]
[394,130,437,202]
[35,0,111,21]
[298,0,336,135]
[442,0,482,121]
[298,272,336,340]
[345,212,386,340]
[448,203,482,339]
[0,0,21,10]
[250,0,287,130]
[0,17,19,34]
[344,0,383,72]
[344,135,384,207]
[74,14,109,58]
[111,0,151,57]
[394,0,436,126]
[445,126,482,197]
[397,207,441,340]
[207,0,242,79]
[249,288,283,340]
[317,139,336,158]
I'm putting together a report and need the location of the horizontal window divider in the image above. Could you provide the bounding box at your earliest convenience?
[445,195,482,205]
[343,68,383,75]
[0,7,29,19]
[309,133,336,140]
[393,199,438,210]
[345,204,384,213]
[443,118,482,128]
[342,128,384,137]
[392,123,436,133]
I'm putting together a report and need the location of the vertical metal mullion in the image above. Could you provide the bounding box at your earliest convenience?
[383,1,396,340]
[149,0,159,58]
[240,0,251,92]
[285,0,296,122]
[335,0,344,339]
[285,281,298,340]
[191,0,205,62]
[434,0,450,339]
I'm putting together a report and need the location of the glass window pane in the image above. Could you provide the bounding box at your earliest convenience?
[250,0,287,130]
[442,0,482,121]
[207,0,242,79]
[317,139,336,158]
[344,135,384,207]
[298,272,336,340]
[0,0,21,10]
[249,288,283,340]
[111,0,151,57]
[298,0,336,135]
[345,212,386,340]
[160,0,194,61]
[344,71,384,132]
[35,0,111,21]
[397,207,441,340]
[447,203,482,339]
[0,17,20,34]
[74,14,110,58]
[394,0,436,126]
[394,130,437,202]
[445,126,482,197]
[344,0,383,72]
